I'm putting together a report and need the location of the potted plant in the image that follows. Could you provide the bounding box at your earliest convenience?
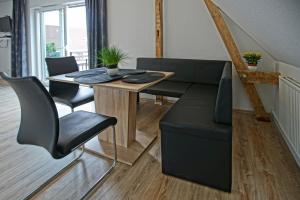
[243,52,262,71]
[98,46,128,76]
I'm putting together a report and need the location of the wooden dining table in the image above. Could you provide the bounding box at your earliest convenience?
[48,71,174,165]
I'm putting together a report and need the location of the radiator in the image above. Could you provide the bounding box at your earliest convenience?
[278,76,300,166]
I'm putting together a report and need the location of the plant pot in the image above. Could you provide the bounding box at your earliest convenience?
[105,67,119,76]
[247,64,258,71]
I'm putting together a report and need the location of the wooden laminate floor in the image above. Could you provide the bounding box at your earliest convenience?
[0,84,299,200]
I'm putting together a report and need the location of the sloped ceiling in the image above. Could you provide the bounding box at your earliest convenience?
[213,0,300,68]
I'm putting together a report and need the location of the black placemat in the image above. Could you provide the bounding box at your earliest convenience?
[118,69,146,76]
[65,68,106,78]
[65,68,146,78]
[122,72,165,84]
[74,74,123,84]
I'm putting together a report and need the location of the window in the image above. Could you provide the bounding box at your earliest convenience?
[32,4,88,82]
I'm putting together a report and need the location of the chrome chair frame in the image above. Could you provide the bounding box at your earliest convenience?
[24,126,117,200]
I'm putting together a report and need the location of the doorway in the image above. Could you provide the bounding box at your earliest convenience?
[34,4,88,82]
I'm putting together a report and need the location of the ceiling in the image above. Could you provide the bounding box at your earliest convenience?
[214,0,300,68]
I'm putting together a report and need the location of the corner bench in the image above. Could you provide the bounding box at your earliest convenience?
[137,58,233,192]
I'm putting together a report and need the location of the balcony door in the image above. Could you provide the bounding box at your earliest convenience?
[39,8,65,81]
[66,6,88,71]
[35,4,88,82]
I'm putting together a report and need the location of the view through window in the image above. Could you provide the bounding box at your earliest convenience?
[66,6,88,70]
[36,5,88,81]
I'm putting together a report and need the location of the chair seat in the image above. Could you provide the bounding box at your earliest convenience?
[53,86,94,108]
[57,111,117,155]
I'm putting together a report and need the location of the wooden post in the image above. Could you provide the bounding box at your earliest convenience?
[203,0,270,121]
[155,0,163,58]
[155,0,164,104]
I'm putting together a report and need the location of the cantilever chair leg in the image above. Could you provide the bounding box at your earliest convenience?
[24,147,85,200]
[81,125,117,199]
[24,125,117,200]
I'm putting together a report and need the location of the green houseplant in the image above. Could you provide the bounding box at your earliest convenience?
[46,42,57,57]
[243,52,262,71]
[98,46,128,75]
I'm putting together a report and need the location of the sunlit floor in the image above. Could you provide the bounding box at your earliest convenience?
[0,84,300,200]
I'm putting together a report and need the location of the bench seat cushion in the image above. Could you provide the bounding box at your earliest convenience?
[160,84,231,141]
[142,81,192,98]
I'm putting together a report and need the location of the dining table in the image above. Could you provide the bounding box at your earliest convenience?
[48,70,174,165]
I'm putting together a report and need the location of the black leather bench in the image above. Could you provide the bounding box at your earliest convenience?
[137,58,232,192]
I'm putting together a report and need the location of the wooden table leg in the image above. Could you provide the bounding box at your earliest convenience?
[94,87,137,147]
[155,95,165,105]
[85,86,158,165]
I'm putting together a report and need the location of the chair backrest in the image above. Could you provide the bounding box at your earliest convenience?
[0,72,60,157]
[46,56,79,75]
[45,56,79,96]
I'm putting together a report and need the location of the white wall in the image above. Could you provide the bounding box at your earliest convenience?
[107,0,229,67]
[214,0,300,69]
[108,0,279,111]
[107,0,156,68]
[0,0,12,75]
[163,0,228,60]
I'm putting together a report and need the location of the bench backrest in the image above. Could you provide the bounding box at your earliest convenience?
[214,62,232,125]
[137,58,228,85]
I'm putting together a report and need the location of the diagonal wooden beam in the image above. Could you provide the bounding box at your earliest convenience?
[203,0,270,121]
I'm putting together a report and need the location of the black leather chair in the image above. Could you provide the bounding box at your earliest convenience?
[45,56,94,112]
[0,72,117,199]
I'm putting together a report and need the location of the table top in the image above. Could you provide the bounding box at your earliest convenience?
[48,71,174,92]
